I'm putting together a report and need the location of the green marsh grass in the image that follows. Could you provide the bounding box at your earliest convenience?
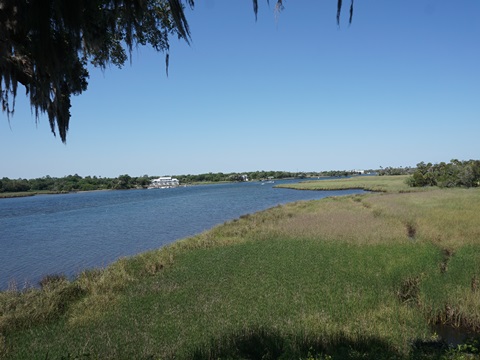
[2,178,480,359]
[0,192,35,199]
[276,175,424,193]
[0,190,63,198]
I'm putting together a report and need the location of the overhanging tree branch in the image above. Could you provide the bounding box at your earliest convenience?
[1,0,353,142]
[1,0,191,142]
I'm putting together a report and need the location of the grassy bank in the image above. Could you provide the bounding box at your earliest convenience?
[0,190,65,199]
[0,192,36,199]
[1,177,480,359]
[275,175,423,193]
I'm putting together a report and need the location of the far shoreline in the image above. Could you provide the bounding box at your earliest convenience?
[0,178,293,199]
[0,189,113,199]
[0,176,358,199]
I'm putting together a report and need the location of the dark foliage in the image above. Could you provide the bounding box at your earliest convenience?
[0,0,192,142]
[378,166,415,176]
[407,160,480,188]
[0,174,151,193]
[1,1,353,142]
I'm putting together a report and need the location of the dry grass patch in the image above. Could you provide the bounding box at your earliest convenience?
[190,195,411,246]
[267,196,408,244]
[365,188,480,249]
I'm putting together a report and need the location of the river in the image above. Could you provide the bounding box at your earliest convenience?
[0,180,363,290]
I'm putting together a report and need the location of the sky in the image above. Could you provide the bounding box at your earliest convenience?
[1,0,479,179]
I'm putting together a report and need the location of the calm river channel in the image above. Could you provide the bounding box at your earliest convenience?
[0,180,363,290]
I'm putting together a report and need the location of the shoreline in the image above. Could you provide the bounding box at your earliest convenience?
[2,177,480,358]
[0,179,277,199]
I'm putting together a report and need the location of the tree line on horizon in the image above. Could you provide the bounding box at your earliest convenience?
[5,160,477,195]
[0,169,372,194]
[407,159,480,188]
[0,174,150,193]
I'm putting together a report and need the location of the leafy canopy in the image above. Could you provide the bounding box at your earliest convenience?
[407,160,480,188]
[1,0,352,142]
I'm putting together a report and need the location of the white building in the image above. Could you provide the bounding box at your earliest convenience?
[149,176,179,188]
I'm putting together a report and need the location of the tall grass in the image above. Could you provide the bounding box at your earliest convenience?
[276,175,424,193]
[1,179,480,359]
[3,239,438,359]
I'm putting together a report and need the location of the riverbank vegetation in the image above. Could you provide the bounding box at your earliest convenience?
[407,159,480,188]
[0,163,431,198]
[0,170,369,197]
[0,174,151,194]
[1,176,480,359]
[278,160,480,193]
[275,174,416,193]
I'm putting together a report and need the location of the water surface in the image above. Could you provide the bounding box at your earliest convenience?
[0,180,363,289]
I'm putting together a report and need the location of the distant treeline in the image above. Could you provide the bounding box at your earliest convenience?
[378,166,415,176]
[0,174,152,193]
[174,170,369,183]
[407,159,480,188]
[3,161,476,194]
[0,170,372,194]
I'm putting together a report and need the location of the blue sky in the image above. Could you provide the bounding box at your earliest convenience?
[1,0,479,179]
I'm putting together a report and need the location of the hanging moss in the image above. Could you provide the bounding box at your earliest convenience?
[0,0,192,142]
